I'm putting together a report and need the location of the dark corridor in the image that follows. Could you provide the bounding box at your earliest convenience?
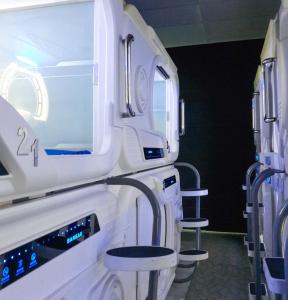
[168,39,264,232]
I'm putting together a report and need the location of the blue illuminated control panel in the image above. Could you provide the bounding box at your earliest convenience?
[163,175,177,189]
[0,214,100,289]
[143,148,164,160]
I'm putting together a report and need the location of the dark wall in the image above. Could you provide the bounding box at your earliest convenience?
[167,39,264,233]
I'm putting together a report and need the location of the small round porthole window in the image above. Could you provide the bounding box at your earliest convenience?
[135,66,148,113]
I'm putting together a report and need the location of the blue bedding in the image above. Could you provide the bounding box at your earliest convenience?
[45,149,91,156]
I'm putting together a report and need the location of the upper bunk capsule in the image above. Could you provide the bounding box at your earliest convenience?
[257,19,279,161]
[0,0,123,202]
[113,3,180,173]
[259,14,285,170]
[0,0,181,202]
[276,0,288,173]
[252,66,261,154]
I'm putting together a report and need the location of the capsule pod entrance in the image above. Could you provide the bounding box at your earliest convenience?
[111,166,181,300]
[0,0,122,202]
[114,3,180,173]
[0,185,131,299]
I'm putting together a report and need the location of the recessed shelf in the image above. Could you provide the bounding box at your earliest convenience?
[263,257,286,294]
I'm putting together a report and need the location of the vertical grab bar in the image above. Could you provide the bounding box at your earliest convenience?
[122,34,136,118]
[252,92,261,133]
[245,162,262,243]
[263,58,277,123]
[246,162,262,204]
[252,92,261,152]
[251,168,283,300]
[106,177,161,300]
[174,162,201,249]
[179,99,185,137]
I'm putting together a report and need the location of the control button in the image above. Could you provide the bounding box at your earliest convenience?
[31,253,36,261]
[2,267,9,277]
[29,252,37,269]
[17,259,23,269]
[16,259,25,276]
[1,266,10,285]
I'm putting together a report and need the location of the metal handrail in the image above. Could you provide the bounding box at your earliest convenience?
[174,162,202,249]
[122,34,136,118]
[252,91,261,133]
[263,58,277,123]
[245,162,262,243]
[251,168,283,300]
[245,162,262,204]
[106,177,161,300]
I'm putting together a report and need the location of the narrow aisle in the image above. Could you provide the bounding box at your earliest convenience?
[185,231,251,300]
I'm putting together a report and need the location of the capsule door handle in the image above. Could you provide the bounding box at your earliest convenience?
[263,58,277,123]
[179,99,185,137]
[122,34,136,118]
[252,91,260,133]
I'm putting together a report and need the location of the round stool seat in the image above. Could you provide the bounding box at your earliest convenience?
[104,246,177,271]
[179,249,208,262]
[179,218,209,228]
[181,188,208,197]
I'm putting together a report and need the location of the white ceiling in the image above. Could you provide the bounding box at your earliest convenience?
[126,0,280,48]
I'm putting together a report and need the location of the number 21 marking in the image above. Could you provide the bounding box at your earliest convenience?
[17,127,39,167]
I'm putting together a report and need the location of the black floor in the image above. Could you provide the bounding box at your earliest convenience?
[183,231,251,300]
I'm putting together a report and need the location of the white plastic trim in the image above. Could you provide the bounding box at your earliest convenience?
[181,189,208,197]
[0,0,88,10]
[260,19,276,62]
[179,219,209,229]
[178,251,208,262]
[104,247,177,271]
[254,65,262,91]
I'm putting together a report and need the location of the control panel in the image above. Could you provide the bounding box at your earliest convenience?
[0,214,100,289]
[143,148,164,160]
[163,175,177,189]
